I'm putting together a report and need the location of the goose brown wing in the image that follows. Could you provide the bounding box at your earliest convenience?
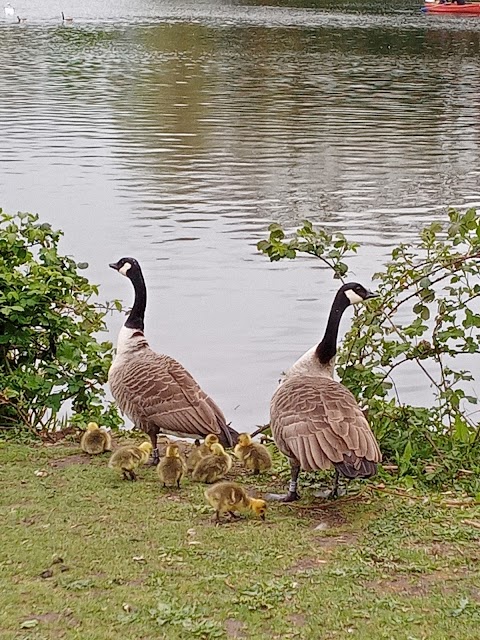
[110,351,227,438]
[270,376,381,472]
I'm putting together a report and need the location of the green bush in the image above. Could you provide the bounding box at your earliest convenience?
[258,209,480,493]
[0,210,122,437]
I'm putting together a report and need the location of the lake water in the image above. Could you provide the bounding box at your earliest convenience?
[1,0,480,430]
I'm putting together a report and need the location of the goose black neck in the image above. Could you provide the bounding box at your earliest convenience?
[315,292,350,364]
[125,268,146,331]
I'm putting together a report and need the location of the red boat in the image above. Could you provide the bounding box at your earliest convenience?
[422,1,480,13]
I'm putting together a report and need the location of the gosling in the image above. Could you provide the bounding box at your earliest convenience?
[186,433,219,473]
[108,441,152,480]
[157,443,186,488]
[80,422,112,455]
[205,481,267,523]
[192,443,232,484]
[234,433,272,475]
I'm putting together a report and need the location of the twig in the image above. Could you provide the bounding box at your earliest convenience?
[367,485,428,501]
[282,489,366,510]
[250,424,270,439]
[461,519,480,530]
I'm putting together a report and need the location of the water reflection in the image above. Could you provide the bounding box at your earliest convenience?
[1,0,479,428]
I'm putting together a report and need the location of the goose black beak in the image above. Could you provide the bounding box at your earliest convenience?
[364,290,378,300]
[109,262,120,271]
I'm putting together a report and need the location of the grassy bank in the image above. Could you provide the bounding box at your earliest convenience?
[0,440,479,640]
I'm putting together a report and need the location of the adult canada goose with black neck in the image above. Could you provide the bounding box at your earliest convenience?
[108,257,239,464]
[270,282,381,501]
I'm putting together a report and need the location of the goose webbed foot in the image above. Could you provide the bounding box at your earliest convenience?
[282,490,301,502]
[313,470,346,499]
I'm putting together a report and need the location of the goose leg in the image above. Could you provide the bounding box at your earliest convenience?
[265,459,301,502]
[147,429,160,466]
[329,469,340,499]
[283,459,301,502]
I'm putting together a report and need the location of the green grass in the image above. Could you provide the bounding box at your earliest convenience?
[0,441,479,640]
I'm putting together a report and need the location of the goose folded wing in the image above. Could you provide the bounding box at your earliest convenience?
[273,378,381,472]
[126,354,225,437]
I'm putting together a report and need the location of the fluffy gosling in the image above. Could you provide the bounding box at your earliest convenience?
[157,443,186,488]
[80,422,112,455]
[204,481,267,523]
[234,433,272,475]
[108,441,152,480]
[192,443,232,484]
[186,433,219,472]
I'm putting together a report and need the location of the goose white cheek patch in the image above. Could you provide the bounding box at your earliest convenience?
[119,262,132,276]
[345,290,364,305]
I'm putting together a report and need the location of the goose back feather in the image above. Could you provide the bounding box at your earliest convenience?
[108,257,238,448]
[109,347,232,443]
[271,375,381,478]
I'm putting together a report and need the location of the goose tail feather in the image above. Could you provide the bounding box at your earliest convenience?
[334,454,377,479]
[218,422,239,448]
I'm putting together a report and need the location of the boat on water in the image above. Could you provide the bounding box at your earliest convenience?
[422,1,480,13]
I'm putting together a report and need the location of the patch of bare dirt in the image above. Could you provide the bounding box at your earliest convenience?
[225,618,247,638]
[409,540,480,564]
[40,428,77,443]
[34,613,63,624]
[49,454,92,468]
[288,557,329,574]
[288,613,307,626]
[314,533,359,550]
[363,569,473,597]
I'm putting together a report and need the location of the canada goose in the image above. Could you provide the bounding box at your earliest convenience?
[234,433,272,475]
[191,442,232,483]
[108,441,152,480]
[16,15,26,22]
[61,11,73,22]
[4,4,15,16]
[270,282,381,501]
[157,443,186,488]
[186,433,219,472]
[80,421,112,454]
[108,257,239,464]
[205,481,267,523]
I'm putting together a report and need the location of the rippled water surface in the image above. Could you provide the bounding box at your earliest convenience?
[1,0,480,428]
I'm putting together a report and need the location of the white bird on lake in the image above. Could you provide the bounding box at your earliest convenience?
[4,3,15,16]
[61,11,73,22]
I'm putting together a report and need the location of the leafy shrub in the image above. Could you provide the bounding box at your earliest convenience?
[258,209,480,492]
[0,210,122,437]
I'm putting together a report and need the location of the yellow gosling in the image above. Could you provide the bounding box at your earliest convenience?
[80,422,112,455]
[157,443,186,488]
[191,443,232,484]
[234,433,272,475]
[204,481,267,523]
[186,433,219,472]
[108,441,152,481]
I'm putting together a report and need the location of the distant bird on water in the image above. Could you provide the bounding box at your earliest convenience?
[61,11,73,22]
[16,15,26,22]
[4,3,15,16]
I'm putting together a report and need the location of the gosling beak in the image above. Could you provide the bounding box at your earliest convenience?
[260,514,266,521]
[109,261,120,271]
[364,290,378,300]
